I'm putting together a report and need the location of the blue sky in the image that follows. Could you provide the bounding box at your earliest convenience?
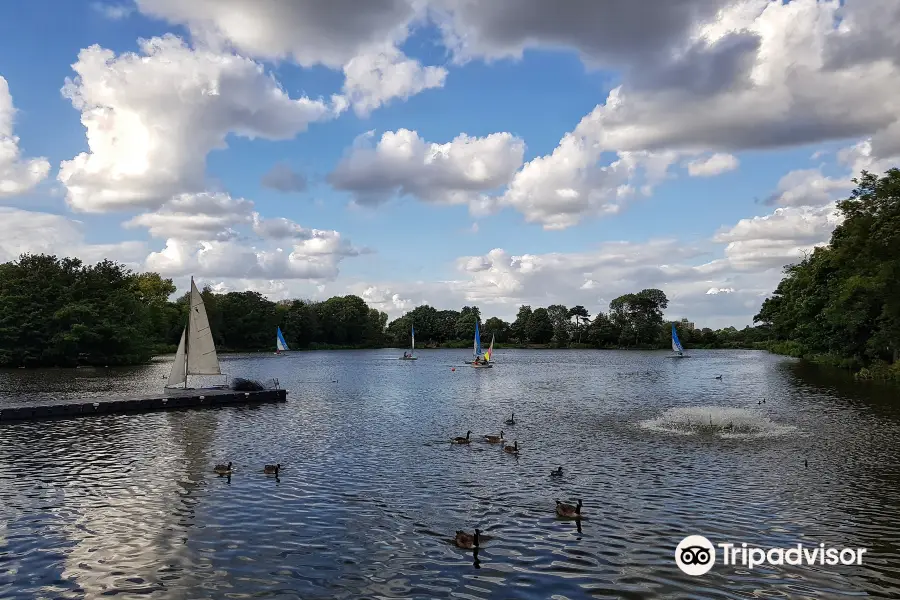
[0,0,896,327]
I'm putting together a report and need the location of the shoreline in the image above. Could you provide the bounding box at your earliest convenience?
[5,345,897,386]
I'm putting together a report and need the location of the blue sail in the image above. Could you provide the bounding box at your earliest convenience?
[474,320,482,356]
[276,326,289,352]
[671,324,684,354]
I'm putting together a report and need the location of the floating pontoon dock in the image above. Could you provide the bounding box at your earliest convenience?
[0,387,287,423]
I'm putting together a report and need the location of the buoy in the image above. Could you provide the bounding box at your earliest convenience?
[451,367,456,371]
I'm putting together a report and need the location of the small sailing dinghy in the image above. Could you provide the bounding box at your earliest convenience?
[667,324,691,358]
[400,324,418,360]
[471,321,493,368]
[275,326,289,355]
[166,277,229,389]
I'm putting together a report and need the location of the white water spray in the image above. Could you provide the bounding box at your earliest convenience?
[640,406,797,438]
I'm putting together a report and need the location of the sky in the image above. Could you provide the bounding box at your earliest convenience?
[0,0,898,329]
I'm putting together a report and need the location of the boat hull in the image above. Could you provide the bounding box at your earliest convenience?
[667,354,691,358]
[399,357,418,360]
[471,363,493,368]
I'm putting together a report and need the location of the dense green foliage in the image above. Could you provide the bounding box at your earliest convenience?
[0,254,766,368]
[754,168,900,381]
[0,255,391,367]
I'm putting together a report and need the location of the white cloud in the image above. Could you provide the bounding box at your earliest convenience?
[710,203,842,272]
[767,137,900,207]
[0,207,146,265]
[360,285,415,312]
[57,35,335,213]
[124,192,253,240]
[431,0,731,68]
[337,45,447,117]
[336,195,843,327]
[498,144,681,229]
[134,1,445,118]
[766,168,851,207]
[687,153,739,177]
[121,191,361,281]
[0,76,51,198]
[328,128,525,214]
[134,0,420,69]
[91,2,134,20]
[497,0,900,229]
[145,235,358,281]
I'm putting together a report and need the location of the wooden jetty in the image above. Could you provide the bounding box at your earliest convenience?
[0,387,287,423]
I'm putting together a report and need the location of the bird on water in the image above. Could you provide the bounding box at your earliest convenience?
[214,462,232,475]
[452,431,472,444]
[556,499,583,519]
[455,529,480,549]
[484,430,504,443]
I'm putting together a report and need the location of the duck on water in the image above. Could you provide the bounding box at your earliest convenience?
[454,529,480,549]
[452,431,472,444]
[556,499,583,519]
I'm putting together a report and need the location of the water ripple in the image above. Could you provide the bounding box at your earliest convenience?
[1,349,899,598]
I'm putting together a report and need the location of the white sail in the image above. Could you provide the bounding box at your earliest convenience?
[166,278,221,388]
[186,279,221,375]
[166,329,187,388]
[276,327,289,351]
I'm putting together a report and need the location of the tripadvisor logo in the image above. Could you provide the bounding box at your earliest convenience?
[675,535,868,575]
[675,535,715,575]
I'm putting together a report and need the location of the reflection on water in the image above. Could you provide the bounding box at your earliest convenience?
[1,349,900,599]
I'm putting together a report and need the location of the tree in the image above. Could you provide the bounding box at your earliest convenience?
[587,312,619,347]
[0,255,154,367]
[609,288,669,346]
[755,167,900,367]
[568,305,591,342]
[483,317,511,343]
[455,310,479,340]
[511,305,533,343]
[546,304,571,346]
[526,308,554,344]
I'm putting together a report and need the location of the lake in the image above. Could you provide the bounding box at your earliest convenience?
[1,349,899,599]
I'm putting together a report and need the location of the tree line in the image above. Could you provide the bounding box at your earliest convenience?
[0,254,765,368]
[753,167,900,381]
[3,167,893,373]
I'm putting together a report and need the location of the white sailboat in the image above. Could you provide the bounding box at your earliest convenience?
[275,326,289,355]
[667,323,691,358]
[166,277,227,389]
[400,323,417,360]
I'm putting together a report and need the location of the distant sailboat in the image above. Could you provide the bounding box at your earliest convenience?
[275,326,289,355]
[400,323,417,360]
[668,323,691,358]
[471,321,493,368]
[166,277,227,389]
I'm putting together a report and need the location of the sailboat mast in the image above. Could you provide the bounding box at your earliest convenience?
[184,276,192,389]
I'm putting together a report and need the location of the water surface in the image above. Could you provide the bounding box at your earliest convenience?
[1,349,899,599]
